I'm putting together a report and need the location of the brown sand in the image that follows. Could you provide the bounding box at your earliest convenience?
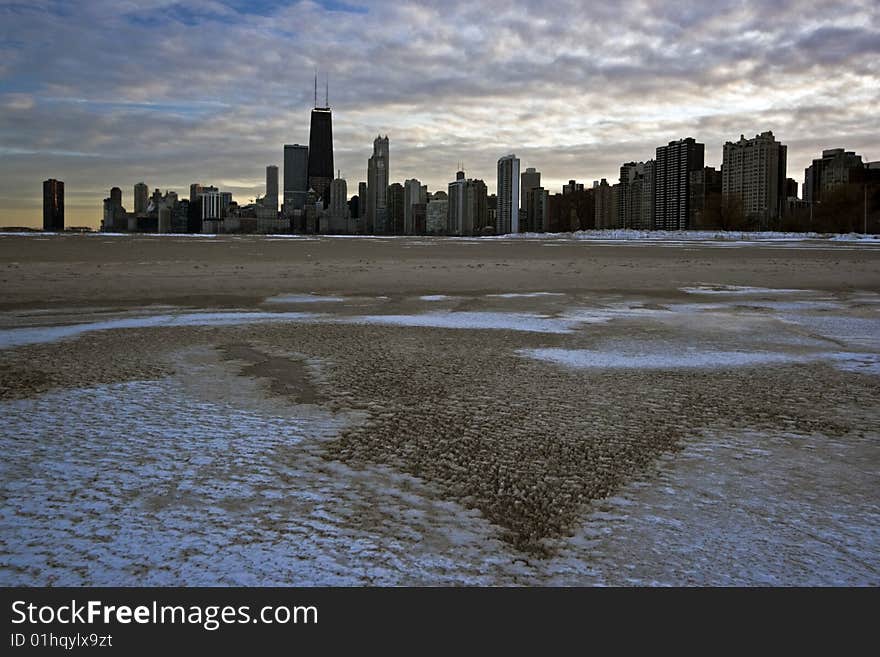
[1,233,878,310]
[1,233,879,557]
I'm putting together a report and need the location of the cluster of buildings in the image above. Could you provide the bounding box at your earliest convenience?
[41,88,879,234]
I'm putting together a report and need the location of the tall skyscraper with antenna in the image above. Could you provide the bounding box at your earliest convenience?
[307,72,334,208]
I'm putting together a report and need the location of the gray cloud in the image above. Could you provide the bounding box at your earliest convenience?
[0,0,878,225]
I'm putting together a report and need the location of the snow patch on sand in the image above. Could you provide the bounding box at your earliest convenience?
[680,285,806,295]
[0,312,323,349]
[487,292,566,299]
[341,311,581,334]
[521,347,813,370]
[264,294,346,304]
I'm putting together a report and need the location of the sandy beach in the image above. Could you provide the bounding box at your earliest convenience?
[1,232,879,585]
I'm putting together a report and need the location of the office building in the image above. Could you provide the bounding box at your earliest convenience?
[520,167,540,211]
[265,165,278,214]
[448,171,488,236]
[388,182,405,234]
[524,186,549,232]
[367,135,390,233]
[325,175,350,234]
[133,182,149,215]
[42,179,64,231]
[307,92,334,206]
[283,144,309,214]
[426,190,449,235]
[496,154,520,234]
[404,178,427,234]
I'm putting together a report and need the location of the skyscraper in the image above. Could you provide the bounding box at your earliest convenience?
[283,144,309,214]
[448,171,488,236]
[133,182,149,216]
[426,190,449,235]
[388,182,405,234]
[722,131,787,225]
[307,82,334,207]
[404,178,426,234]
[326,175,350,234]
[689,166,722,229]
[367,135,389,234]
[497,154,520,234]
[618,161,655,229]
[358,182,367,219]
[803,148,864,205]
[594,179,613,229]
[520,167,540,211]
[524,186,549,232]
[519,167,546,231]
[265,165,278,214]
[42,179,64,231]
[655,137,704,230]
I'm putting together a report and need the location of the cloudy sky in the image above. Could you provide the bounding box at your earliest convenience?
[1,0,878,227]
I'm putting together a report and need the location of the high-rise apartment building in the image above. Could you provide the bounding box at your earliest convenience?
[593,179,613,229]
[496,154,520,234]
[655,137,704,230]
[42,179,64,231]
[524,186,549,232]
[618,160,655,229]
[367,135,390,234]
[689,166,723,228]
[803,148,864,204]
[722,131,786,224]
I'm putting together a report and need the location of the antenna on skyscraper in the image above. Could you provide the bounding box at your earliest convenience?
[314,69,318,108]
[325,73,329,108]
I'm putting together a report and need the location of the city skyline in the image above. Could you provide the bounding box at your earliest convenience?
[1,0,878,228]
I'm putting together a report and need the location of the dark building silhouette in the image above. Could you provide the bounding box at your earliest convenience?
[43,179,64,231]
[655,137,704,230]
[387,182,405,235]
[689,166,723,229]
[549,187,594,232]
[283,144,309,214]
[803,148,864,205]
[110,186,122,208]
[308,107,334,207]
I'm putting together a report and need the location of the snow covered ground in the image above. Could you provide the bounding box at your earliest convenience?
[1,286,878,585]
